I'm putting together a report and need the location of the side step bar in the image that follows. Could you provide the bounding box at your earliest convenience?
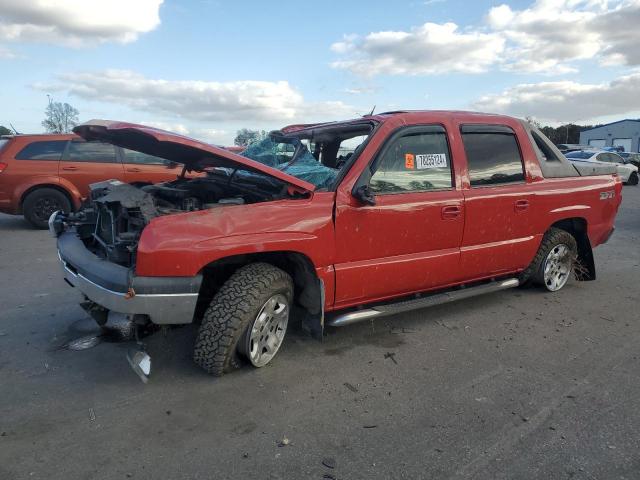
[326,278,520,327]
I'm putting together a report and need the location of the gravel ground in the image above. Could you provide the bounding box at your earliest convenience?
[0,186,638,480]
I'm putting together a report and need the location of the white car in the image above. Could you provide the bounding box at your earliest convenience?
[565,150,639,185]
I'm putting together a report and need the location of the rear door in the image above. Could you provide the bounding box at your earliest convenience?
[120,148,181,185]
[334,125,464,307]
[459,125,538,279]
[59,140,125,199]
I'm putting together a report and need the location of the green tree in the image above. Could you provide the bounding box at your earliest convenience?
[234,128,267,147]
[42,99,79,133]
[0,125,11,136]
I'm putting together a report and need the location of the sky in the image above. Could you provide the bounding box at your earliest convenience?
[1,0,640,145]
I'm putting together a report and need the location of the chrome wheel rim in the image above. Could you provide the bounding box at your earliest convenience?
[543,243,572,291]
[245,294,289,367]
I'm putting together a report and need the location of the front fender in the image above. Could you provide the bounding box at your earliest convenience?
[136,230,326,277]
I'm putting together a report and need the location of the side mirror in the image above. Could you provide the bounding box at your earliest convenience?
[353,184,376,206]
[166,161,179,169]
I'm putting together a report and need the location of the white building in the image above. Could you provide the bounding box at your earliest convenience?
[579,119,640,152]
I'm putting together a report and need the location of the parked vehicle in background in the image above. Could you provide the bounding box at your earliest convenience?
[0,134,182,228]
[603,146,625,153]
[565,150,639,185]
[557,143,591,153]
[50,112,623,380]
[619,152,640,168]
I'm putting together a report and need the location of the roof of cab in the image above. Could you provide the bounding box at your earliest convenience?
[280,110,519,134]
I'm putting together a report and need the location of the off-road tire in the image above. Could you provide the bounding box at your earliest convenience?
[193,262,293,376]
[627,171,639,186]
[519,227,577,291]
[23,188,71,229]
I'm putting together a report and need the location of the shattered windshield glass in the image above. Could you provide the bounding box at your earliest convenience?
[241,135,337,189]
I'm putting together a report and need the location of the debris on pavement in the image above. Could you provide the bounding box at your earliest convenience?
[343,382,358,393]
[65,335,101,351]
[322,457,336,469]
[88,408,96,421]
[277,436,291,447]
[384,352,398,364]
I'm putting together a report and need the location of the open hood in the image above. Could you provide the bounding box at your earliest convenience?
[73,120,315,193]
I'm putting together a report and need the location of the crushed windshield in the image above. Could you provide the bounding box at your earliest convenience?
[241,135,338,189]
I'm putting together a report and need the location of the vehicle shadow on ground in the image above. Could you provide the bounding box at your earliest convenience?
[0,214,34,231]
[52,286,548,384]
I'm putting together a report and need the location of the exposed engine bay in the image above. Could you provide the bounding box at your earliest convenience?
[61,170,291,267]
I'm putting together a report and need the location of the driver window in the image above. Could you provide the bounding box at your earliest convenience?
[370,130,453,194]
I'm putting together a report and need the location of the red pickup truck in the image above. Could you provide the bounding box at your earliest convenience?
[50,112,622,379]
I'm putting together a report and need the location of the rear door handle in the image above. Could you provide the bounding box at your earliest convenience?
[127,168,141,173]
[515,199,530,212]
[441,205,462,220]
[62,166,78,171]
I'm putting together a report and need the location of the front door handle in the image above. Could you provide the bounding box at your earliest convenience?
[515,199,530,212]
[62,166,78,171]
[441,205,462,220]
[127,168,141,173]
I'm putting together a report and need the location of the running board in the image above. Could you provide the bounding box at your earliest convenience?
[326,278,520,327]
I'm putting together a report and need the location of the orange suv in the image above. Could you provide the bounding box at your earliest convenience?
[0,133,182,228]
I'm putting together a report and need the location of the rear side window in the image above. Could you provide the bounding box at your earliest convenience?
[15,140,67,160]
[370,129,453,193]
[531,131,561,162]
[462,130,525,186]
[65,141,118,163]
[122,148,171,165]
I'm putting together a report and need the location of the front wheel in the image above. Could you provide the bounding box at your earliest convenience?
[193,263,293,376]
[627,171,638,186]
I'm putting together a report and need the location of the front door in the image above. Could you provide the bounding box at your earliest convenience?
[334,125,464,307]
[121,148,182,185]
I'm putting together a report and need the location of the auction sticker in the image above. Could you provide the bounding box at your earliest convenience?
[405,153,415,169]
[416,154,447,169]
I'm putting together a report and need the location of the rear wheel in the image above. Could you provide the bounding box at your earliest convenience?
[193,263,293,376]
[22,188,71,229]
[627,171,638,186]
[527,228,577,292]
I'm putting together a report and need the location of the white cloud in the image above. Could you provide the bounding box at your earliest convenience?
[36,69,357,124]
[332,0,640,76]
[473,73,640,122]
[487,0,609,73]
[0,0,162,46]
[331,22,505,76]
[136,121,228,144]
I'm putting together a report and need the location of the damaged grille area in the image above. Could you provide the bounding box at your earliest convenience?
[93,201,147,266]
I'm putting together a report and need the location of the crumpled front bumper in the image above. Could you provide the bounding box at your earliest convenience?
[57,231,202,325]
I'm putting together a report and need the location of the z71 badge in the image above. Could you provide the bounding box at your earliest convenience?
[599,190,615,200]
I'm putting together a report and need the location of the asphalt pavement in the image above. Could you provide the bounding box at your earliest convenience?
[0,186,639,480]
